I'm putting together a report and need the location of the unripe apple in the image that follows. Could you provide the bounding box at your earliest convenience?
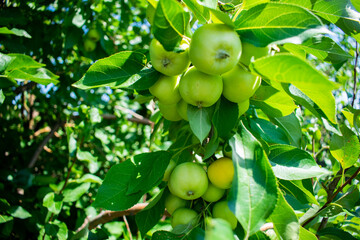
[149,75,181,105]
[165,193,188,215]
[179,67,223,108]
[168,162,208,200]
[201,182,225,202]
[176,99,188,121]
[238,99,249,117]
[189,23,242,75]
[158,102,182,121]
[222,65,261,103]
[171,208,198,228]
[212,201,238,230]
[149,39,190,76]
[239,42,270,66]
[84,39,96,52]
[163,159,176,181]
[87,28,101,42]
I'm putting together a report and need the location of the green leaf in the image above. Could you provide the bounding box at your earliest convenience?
[282,0,360,43]
[73,51,147,89]
[205,218,235,240]
[76,149,98,163]
[127,151,171,195]
[7,68,59,85]
[268,144,330,180]
[76,174,103,184]
[250,118,290,145]
[0,90,4,104]
[62,182,91,202]
[6,54,44,71]
[135,189,165,236]
[251,85,296,118]
[188,105,212,143]
[182,0,211,24]
[269,191,299,240]
[274,113,303,148]
[207,8,234,27]
[152,0,190,51]
[118,67,161,90]
[212,97,239,139]
[243,0,270,10]
[0,27,31,38]
[89,108,101,123]
[0,53,15,72]
[279,179,318,205]
[43,192,63,215]
[317,227,358,240]
[228,123,278,237]
[151,231,184,240]
[0,215,13,224]
[252,54,337,123]
[335,186,359,210]
[299,226,317,240]
[249,231,271,239]
[330,125,360,169]
[93,160,145,211]
[9,206,32,219]
[284,36,352,70]
[44,221,68,240]
[203,128,220,160]
[235,3,328,46]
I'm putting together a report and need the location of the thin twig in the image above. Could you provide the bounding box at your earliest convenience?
[352,42,359,107]
[314,146,330,160]
[302,166,360,227]
[123,215,133,240]
[28,121,63,168]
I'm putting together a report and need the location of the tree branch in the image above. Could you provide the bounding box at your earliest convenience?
[302,166,360,228]
[352,42,359,107]
[28,121,63,168]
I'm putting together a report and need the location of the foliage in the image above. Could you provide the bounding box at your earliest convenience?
[1,0,360,239]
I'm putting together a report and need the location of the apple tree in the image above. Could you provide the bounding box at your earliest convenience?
[1,0,360,239]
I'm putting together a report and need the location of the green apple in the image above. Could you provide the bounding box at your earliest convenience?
[84,39,96,52]
[163,159,176,181]
[179,67,223,108]
[222,65,261,103]
[168,162,208,200]
[171,208,198,228]
[149,39,190,76]
[212,201,237,230]
[239,42,270,66]
[149,75,181,105]
[238,99,249,117]
[189,23,242,75]
[165,193,188,215]
[158,102,182,121]
[87,28,101,42]
[176,99,188,121]
[201,182,225,202]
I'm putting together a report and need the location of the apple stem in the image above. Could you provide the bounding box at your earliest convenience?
[216,50,230,60]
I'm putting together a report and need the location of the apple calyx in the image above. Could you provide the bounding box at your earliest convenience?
[187,191,195,197]
[162,58,171,68]
[216,50,230,60]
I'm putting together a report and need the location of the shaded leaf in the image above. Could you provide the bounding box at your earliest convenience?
[279,179,318,205]
[0,27,31,38]
[9,206,32,219]
[73,51,147,89]
[330,125,360,169]
[269,191,299,240]
[43,192,63,215]
[152,0,190,51]
[228,123,278,237]
[250,118,290,145]
[188,105,213,143]
[127,151,171,195]
[284,36,352,70]
[62,182,91,202]
[269,144,330,180]
[235,3,328,47]
[213,97,239,139]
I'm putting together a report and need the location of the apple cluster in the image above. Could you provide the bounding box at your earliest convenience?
[162,157,238,230]
[149,23,270,121]
[83,28,101,52]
